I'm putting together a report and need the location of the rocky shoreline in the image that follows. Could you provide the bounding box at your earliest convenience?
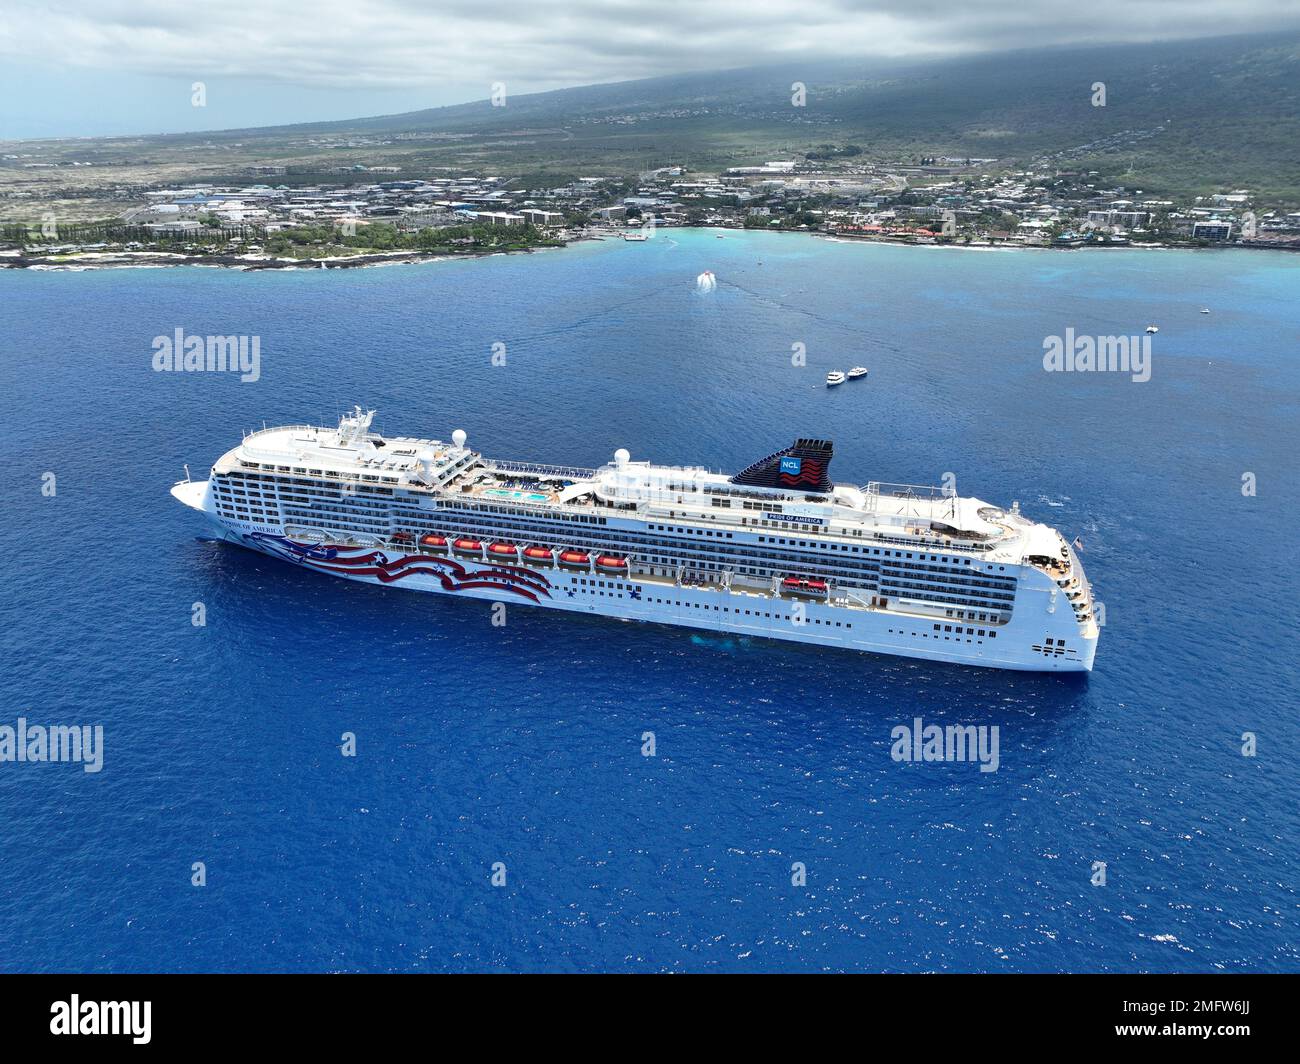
[1,227,1288,271]
[0,241,576,272]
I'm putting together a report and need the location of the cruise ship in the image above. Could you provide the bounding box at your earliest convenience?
[171,408,1099,671]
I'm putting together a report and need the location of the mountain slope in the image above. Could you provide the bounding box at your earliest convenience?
[210,32,1300,198]
[8,32,1300,204]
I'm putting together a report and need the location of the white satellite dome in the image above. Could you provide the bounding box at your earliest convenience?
[452,428,467,448]
[614,448,630,467]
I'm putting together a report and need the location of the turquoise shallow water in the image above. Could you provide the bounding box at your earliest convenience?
[1,230,1298,971]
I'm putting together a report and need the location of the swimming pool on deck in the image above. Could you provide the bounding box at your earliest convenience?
[484,488,549,503]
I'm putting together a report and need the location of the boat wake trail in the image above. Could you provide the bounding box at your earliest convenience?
[490,281,683,351]
[716,277,883,341]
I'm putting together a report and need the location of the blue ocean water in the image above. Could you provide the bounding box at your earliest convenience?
[1,230,1298,972]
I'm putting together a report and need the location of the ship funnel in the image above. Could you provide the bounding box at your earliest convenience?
[730,438,834,494]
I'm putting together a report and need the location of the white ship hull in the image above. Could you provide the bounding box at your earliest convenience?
[172,480,1097,672]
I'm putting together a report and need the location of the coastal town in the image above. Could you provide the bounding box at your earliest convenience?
[3,152,1298,268]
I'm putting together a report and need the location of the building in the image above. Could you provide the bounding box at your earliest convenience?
[520,209,564,227]
[1193,221,1233,241]
[143,219,205,236]
[472,211,525,226]
[1087,210,1149,229]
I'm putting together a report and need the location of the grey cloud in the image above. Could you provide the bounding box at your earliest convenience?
[5,0,1299,93]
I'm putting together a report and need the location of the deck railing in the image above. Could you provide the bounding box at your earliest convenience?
[486,459,599,480]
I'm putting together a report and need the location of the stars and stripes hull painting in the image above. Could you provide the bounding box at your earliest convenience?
[247,534,554,602]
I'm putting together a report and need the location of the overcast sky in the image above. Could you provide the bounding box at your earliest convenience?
[3,0,1298,139]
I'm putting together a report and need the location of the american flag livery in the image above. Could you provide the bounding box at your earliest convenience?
[249,534,554,602]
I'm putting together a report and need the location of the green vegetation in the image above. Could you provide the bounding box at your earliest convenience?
[2,33,1297,222]
[0,217,561,260]
[262,221,559,258]
[804,144,863,161]
[2,219,259,247]
[743,209,822,230]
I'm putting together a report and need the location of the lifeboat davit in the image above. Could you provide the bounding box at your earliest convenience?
[523,546,554,563]
[452,538,483,555]
[419,534,447,549]
[488,541,518,557]
[558,550,590,569]
[595,555,628,572]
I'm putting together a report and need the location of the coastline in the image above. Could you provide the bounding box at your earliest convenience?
[0,241,576,273]
[0,225,1289,272]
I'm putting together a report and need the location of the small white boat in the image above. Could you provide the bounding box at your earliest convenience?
[622,231,648,242]
[1145,324,1159,333]
[1200,307,1211,314]
[847,366,869,380]
[826,371,846,386]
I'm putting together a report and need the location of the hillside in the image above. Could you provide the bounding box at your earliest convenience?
[4,31,1299,215]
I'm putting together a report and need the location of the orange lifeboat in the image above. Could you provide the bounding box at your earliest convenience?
[391,531,413,544]
[523,546,554,563]
[488,541,517,557]
[595,555,628,572]
[558,550,590,569]
[783,576,828,596]
[419,534,448,550]
[452,538,482,555]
